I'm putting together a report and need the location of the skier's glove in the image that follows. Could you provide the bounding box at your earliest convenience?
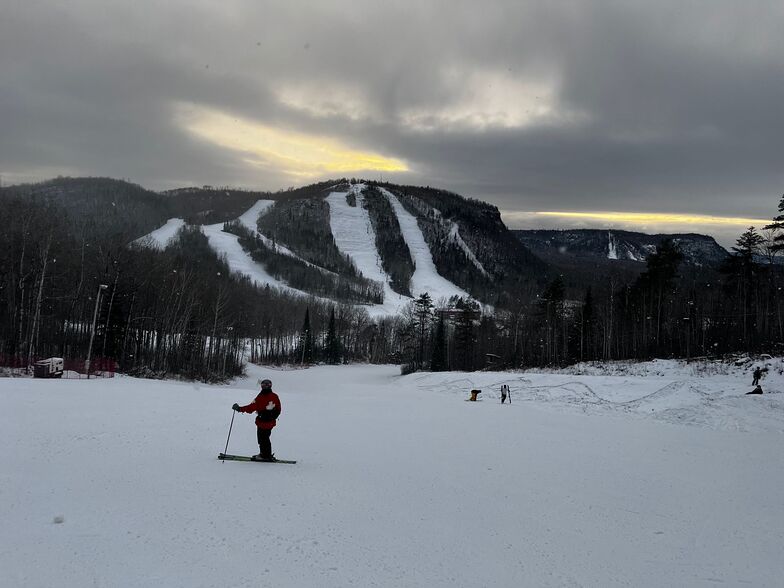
[232,403,241,411]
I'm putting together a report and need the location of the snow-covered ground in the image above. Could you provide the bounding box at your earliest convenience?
[2,359,783,587]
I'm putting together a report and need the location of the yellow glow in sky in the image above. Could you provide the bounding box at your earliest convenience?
[175,103,408,177]
[532,211,769,226]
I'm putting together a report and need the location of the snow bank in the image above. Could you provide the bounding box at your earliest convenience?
[2,363,783,587]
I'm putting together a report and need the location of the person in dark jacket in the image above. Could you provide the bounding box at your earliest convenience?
[752,367,763,386]
[232,378,282,461]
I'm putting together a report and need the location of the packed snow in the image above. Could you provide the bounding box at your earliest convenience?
[135,193,477,316]
[2,359,783,587]
[136,211,332,302]
[379,187,471,302]
[448,221,489,277]
[133,218,186,249]
[236,200,329,270]
[607,230,618,260]
[200,222,310,297]
[236,199,275,234]
[326,186,410,316]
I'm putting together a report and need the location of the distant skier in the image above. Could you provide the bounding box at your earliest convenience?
[746,385,763,395]
[232,378,282,461]
[501,384,511,404]
[752,367,763,386]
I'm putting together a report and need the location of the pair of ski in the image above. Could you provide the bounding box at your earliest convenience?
[218,453,297,464]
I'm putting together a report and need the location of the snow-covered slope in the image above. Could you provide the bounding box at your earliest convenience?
[236,199,275,233]
[2,362,783,587]
[326,186,410,316]
[516,228,728,266]
[237,199,329,270]
[379,187,471,302]
[136,208,330,301]
[449,221,489,277]
[133,218,185,249]
[137,188,484,315]
[200,222,309,296]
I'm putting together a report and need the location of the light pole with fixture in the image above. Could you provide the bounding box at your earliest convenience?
[85,284,109,378]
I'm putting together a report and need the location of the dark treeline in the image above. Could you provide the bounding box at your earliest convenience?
[363,185,415,296]
[378,183,548,307]
[223,221,383,304]
[0,192,390,381]
[2,178,782,381]
[397,217,783,373]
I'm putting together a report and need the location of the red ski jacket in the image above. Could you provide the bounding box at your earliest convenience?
[239,390,282,430]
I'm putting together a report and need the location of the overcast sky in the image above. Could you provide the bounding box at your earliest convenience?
[1,1,782,245]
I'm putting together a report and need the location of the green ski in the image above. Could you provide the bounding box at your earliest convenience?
[218,453,297,464]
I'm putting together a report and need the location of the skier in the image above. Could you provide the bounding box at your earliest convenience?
[501,384,510,404]
[746,384,763,395]
[232,378,282,461]
[752,367,763,386]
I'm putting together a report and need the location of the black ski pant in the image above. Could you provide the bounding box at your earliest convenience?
[257,428,273,457]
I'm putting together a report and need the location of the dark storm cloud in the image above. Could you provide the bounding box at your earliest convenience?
[2,1,783,227]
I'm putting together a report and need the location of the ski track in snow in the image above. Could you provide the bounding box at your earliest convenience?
[411,358,784,433]
[2,361,784,587]
[378,187,470,303]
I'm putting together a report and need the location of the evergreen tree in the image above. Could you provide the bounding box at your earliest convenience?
[299,307,314,365]
[412,293,433,370]
[538,276,566,364]
[453,298,479,370]
[430,314,447,371]
[722,227,765,345]
[580,287,595,362]
[764,194,784,253]
[324,308,340,364]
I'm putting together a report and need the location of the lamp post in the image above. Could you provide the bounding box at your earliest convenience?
[85,284,109,378]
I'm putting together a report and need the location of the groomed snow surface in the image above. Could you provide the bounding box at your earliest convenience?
[326,186,409,316]
[378,187,470,303]
[2,359,784,587]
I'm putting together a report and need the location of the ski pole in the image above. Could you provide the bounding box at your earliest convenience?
[222,409,236,462]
